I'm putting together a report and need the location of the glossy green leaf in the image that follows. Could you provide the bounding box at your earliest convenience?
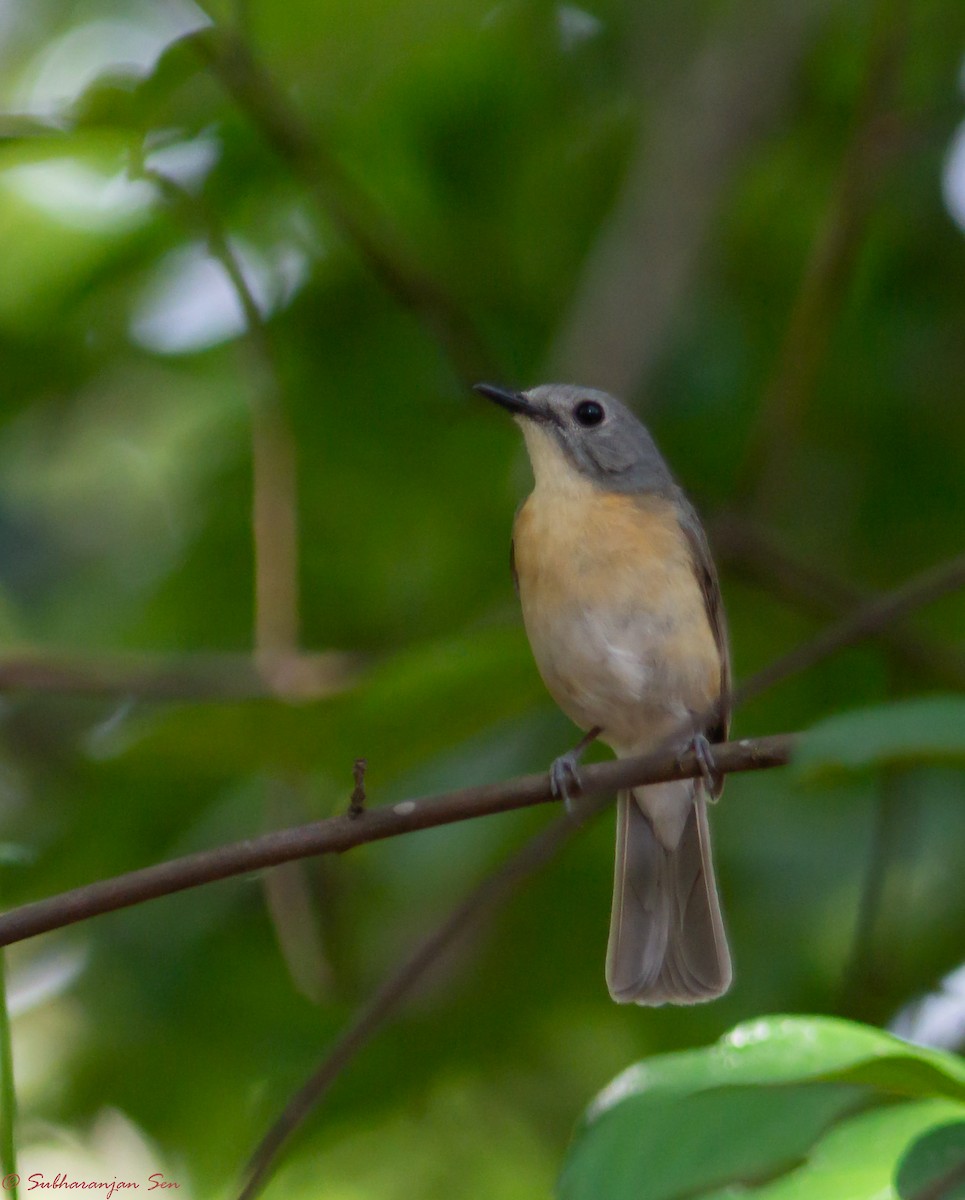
[750,1102,965,1200]
[560,1017,965,1200]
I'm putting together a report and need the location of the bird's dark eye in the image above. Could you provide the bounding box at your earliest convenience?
[574,400,605,427]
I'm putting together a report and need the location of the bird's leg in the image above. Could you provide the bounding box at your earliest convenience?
[550,726,602,810]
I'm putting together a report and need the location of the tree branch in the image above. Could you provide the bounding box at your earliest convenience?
[712,513,965,691]
[730,547,965,708]
[0,734,791,949]
[196,27,493,385]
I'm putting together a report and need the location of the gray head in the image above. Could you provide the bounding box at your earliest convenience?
[474,382,676,495]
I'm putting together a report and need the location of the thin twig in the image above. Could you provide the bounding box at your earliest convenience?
[348,759,367,818]
[0,734,792,949]
[137,165,301,667]
[836,770,909,1019]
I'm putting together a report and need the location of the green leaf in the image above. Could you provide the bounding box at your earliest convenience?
[559,1016,965,1200]
[896,1122,965,1200]
[749,1101,965,1200]
[792,696,965,783]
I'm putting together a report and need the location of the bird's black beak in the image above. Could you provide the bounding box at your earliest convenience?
[473,382,542,419]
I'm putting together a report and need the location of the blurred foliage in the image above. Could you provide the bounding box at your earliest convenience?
[0,0,964,1197]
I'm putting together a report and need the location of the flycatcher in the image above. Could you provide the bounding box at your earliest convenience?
[476,382,732,1005]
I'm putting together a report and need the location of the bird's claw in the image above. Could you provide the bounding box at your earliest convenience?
[550,752,584,812]
[691,732,721,795]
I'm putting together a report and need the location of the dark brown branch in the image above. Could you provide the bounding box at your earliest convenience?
[713,513,965,690]
[196,27,492,385]
[0,651,353,702]
[0,734,792,949]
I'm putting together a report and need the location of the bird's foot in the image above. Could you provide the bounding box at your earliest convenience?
[549,726,602,814]
[690,731,722,795]
[550,752,584,811]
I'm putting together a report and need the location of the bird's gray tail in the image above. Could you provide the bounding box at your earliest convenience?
[605,781,732,1005]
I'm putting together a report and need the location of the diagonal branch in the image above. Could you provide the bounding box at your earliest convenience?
[712,513,965,691]
[196,27,493,385]
[730,548,965,708]
[734,0,911,504]
[0,733,792,949]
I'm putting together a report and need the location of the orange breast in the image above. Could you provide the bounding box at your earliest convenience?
[512,486,721,752]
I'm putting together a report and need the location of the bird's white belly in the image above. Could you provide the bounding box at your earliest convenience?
[523,601,692,750]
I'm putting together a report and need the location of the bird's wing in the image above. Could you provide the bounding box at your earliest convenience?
[677,498,731,754]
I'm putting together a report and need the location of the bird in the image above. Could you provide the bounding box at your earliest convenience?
[475,381,732,1005]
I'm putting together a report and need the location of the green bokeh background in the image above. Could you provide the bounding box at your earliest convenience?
[0,0,964,1195]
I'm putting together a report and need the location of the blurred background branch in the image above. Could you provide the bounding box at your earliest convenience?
[549,0,833,397]
[199,26,494,384]
[237,807,592,1200]
[735,0,912,506]
[0,650,354,700]
[712,513,965,691]
[140,157,332,1003]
